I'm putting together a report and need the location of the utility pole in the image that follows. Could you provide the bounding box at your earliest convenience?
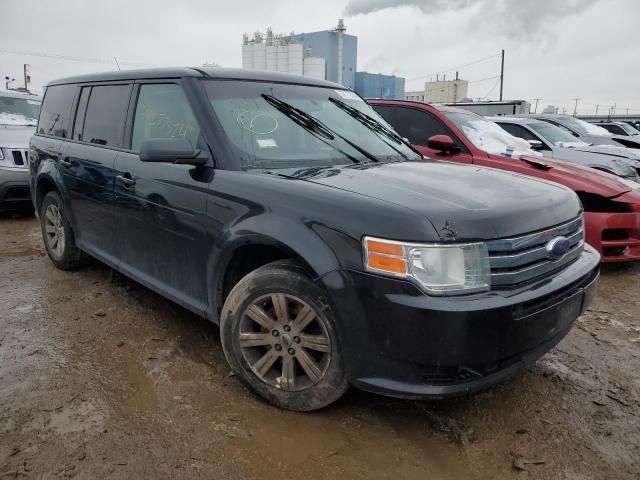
[533,98,541,113]
[572,98,580,116]
[23,64,31,91]
[499,49,505,101]
[595,105,599,116]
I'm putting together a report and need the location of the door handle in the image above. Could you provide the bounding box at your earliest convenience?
[116,174,136,188]
[59,156,72,168]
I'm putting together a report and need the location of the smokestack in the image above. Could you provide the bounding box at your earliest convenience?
[335,18,346,85]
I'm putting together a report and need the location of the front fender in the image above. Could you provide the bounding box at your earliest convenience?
[207,213,357,320]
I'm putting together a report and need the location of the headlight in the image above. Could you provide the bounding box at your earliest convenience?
[363,237,491,295]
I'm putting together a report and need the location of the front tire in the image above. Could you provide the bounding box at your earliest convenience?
[40,191,84,270]
[220,261,348,411]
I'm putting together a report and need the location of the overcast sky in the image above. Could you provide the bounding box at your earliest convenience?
[1,0,638,114]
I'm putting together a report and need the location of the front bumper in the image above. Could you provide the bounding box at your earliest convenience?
[584,211,640,262]
[321,244,600,399]
[0,166,31,208]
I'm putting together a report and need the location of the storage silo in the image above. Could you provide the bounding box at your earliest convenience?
[253,42,266,70]
[288,43,304,75]
[277,44,289,72]
[242,43,254,69]
[303,56,326,80]
[266,44,278,71]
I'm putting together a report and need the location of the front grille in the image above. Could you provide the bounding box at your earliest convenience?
[8,149,28,167]
[487,217,584,288]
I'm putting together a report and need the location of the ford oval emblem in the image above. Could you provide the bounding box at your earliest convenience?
[546,236,571,261]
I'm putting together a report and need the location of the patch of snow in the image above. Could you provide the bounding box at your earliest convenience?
[462,120,541,159]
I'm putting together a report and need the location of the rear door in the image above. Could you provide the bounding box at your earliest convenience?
[373,105,474,163]
[113,80,211,313]
[63,83,132,263]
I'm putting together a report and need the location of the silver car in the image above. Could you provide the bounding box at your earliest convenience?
[0,90,40,211]
[491,116,640,182]
[519,113,640,150]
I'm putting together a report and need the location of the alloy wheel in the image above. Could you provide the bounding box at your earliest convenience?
[239,293,331,391]
[44,204,65,258]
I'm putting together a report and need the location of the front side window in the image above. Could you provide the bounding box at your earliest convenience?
[38,85,76,138]
[82,85,130,147]
[373,106,453,147]
[203,81,420,169]
[131,84,200,152]
[0,95,40,126]
[497,123,539,142]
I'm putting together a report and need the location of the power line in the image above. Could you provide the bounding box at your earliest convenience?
[0,48,156,67]
[407,52,501,81]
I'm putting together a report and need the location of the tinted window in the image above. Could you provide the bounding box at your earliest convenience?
[82,85,130,147]
[603,124,626,135]
[374,106,451,146]
[498,123,539,141]
[38,85,76,138]
[131,84,200,152]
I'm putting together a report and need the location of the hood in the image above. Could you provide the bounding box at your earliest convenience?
[490,152,634,198]
[547,146,640,175]
[568,144,640,162]
[270,160,582,241]
[0,125,35,148]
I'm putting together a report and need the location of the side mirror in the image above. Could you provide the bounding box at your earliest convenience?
[139,138,205,166]
[528,140,545,151]
[427,134,458,153]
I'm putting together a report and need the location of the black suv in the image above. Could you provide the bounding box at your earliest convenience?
[30,68,600,411]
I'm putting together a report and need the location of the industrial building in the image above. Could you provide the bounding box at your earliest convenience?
[355,72,405,99]
[405,77,469,103]
[241,19,357,89]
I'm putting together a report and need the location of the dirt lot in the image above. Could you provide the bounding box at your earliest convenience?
[0,213,639,479]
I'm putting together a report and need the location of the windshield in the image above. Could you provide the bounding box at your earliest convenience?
[203,81,420,169]
[621,123,640,136]
[554,116,612,137]
[0,95,40,126]
[529,121,589,147]
[445,112,539,158]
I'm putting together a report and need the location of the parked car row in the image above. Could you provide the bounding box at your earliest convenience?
[22,68,609,412]
[369,100,640,263]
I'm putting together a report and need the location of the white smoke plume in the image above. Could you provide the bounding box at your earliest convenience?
[343,0,600,39]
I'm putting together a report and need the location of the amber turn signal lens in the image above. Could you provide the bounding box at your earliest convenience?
[367,253,407,274]
[366,239,404,256]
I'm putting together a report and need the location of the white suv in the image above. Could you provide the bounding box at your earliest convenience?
[0,90,40,211]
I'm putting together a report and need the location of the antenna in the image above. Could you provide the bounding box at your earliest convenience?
[113,56,121,71]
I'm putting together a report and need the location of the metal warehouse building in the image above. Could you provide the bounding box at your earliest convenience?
[355,72,405,99]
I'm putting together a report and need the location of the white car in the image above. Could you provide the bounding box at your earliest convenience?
[0,90,40,211]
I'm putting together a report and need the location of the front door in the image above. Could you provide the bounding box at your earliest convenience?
[114,82,211,312]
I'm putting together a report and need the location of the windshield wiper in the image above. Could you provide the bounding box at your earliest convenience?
[328,97,416,161]
[261,94,379,163]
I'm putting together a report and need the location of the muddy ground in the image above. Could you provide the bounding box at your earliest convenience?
[0,212,638,480]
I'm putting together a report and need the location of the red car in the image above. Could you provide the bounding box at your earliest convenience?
[369,100,640,262]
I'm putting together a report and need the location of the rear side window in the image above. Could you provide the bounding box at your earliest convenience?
[38,85,76,138]
[81,85,130,147]
[131,83,200,152]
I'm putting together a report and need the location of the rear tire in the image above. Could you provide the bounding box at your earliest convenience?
[220,261,348,411]
[40,191,85,270]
